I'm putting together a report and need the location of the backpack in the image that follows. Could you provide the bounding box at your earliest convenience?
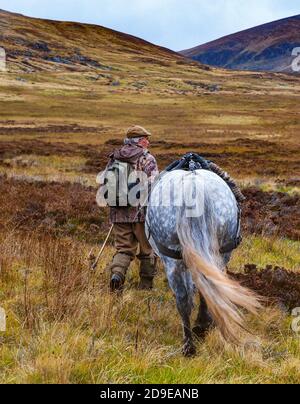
[104,159,140,207]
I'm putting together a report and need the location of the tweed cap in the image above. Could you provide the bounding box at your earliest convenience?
[126,125,151,139]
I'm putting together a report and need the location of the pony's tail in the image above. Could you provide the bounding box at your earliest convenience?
[177,220,261,344]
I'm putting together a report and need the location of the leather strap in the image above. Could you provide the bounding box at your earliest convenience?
[154,239,183,260]
[219,236,242,254]
[149,230,183,260]
[150,231,242,259]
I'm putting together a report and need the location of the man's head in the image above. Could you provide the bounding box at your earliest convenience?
[125,125,151,149]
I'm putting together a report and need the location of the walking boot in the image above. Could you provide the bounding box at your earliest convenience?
[110,274,124,292]
[138,258,157,290]
[109,253,131,292]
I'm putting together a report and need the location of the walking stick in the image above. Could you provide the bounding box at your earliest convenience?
[89,224,114,271]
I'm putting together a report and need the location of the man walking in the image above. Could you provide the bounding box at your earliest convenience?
[105,126,159,292]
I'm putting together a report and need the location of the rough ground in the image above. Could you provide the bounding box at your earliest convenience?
[0,176,299,242]
[242,188,300,241]
[230,265,300,310]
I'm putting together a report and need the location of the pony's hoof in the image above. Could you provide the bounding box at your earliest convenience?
[193,325,211,340]
[182,341,196,357]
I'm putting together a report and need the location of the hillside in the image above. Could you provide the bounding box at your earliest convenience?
[0,9,300,158]
[181,15,300,73]
[0,9,299,159]
[0,8,188,73]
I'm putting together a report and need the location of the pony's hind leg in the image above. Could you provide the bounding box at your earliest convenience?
[164,258,196,357]
[192,252,230,339]
[192,253,232,340]
[193,295,214,340]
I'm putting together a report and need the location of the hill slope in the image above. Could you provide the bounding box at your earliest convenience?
[0,8,300,154]
[0,8,188,73]
[181,15,300,72]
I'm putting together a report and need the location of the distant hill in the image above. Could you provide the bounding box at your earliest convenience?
[0,8,187,73]
[181,15,300,73]
[1,7,300,101]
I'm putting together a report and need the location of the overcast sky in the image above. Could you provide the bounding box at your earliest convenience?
[0,0,299,50]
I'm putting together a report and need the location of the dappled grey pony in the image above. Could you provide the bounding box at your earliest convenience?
[146,168,260,357]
